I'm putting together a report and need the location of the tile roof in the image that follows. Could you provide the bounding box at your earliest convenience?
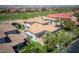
[0,32,6,38]
[26,17,48,24]
[45,25,59,32]
[0,44,15,53]
[27,23,45,34]
[0,23,17,33]
[48,13,72,19]
[7,34,25,46]
[27,23,59,34]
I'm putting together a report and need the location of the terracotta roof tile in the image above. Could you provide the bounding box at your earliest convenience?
[48,13,72,19]
[0,44,15,53]
[0,32,6,38]
[27,23,59,34]
[28,23,45,34]
[0,23,17,33]
[45,25,59,32]
[7,34,25,46]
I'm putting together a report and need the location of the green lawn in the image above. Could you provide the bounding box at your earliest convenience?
[0,10,55,21]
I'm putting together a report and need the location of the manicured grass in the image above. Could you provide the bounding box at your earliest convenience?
[0,10,56,21]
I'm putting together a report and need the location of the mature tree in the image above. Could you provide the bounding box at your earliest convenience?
[74,12,79,22]
[72,27,79,38]
[43,30,73,53]
[63,20,76,31]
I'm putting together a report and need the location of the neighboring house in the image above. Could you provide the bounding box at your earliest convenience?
[0,23,20,35]
[42,16,57,25]
[47,13,79,27]
[48,13,73,20]
[26,23,45,40]
[20,8,27,12]
[6,34,28,52]
[0,23,29,53]
[9,8,18,12]
[0,8,5,13]
[48,13,73,25]
[0,44,15,53]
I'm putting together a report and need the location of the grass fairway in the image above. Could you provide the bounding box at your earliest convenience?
[0,10,56,21]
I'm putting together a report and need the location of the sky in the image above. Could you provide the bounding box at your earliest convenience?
[0,5,79,8]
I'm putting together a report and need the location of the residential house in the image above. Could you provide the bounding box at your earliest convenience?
[0,23,20,35]
[41,16,57,25]
[5,34,28,52]
[25,22,60,40]
[24,17,49,31]
[0,23,28,53]
[26,23,45,40]
[0,44,15,53]
[47,13,79,27]
[24,16,60,40]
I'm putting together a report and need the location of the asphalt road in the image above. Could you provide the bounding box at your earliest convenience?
[67,38,79,53]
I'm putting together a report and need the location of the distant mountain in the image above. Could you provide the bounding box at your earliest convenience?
[0,5,79,8]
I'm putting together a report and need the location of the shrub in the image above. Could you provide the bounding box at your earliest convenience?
[63,20,76,31]
[43,30,73,53]
[21,42,46,53]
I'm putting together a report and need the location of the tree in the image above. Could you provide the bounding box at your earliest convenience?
[43,30,73,53]
[63,20,76,31]
[72,27,79,38]
[43,31,56,52]
[21,42,46,53]
[74,12,79,22]
[15,23,24,30]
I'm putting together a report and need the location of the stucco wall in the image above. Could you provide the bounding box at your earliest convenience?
[26,31,36,40]
[5,30,20,35]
